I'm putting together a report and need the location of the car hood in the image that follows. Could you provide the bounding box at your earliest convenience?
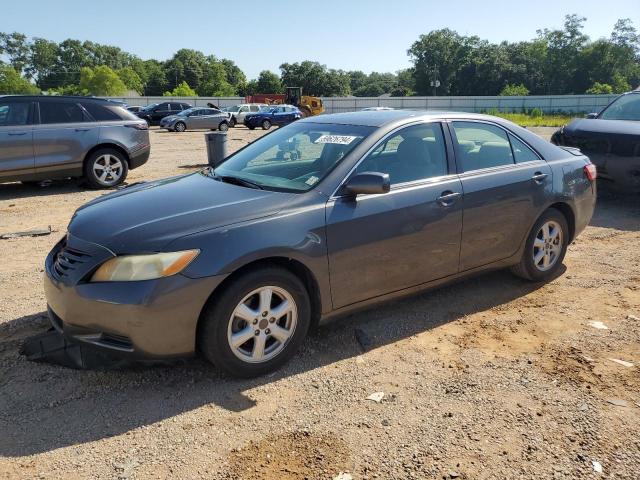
[161,115,179,122]
[69,172,295,252]
[563,118,640,137]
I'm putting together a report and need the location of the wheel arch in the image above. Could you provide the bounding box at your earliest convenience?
[547,201,576,243]
[196,256,323,341]
[83,143,130,168]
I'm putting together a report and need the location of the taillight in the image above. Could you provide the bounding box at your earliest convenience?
[126,122,148,131]
[584,163,597,182]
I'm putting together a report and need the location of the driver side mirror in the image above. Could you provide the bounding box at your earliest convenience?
[343,172,390,196]
[585,112,598,119]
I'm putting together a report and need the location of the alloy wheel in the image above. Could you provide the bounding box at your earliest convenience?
[93,154,123,186]
[227,286,298,363]
[532,220,563,271]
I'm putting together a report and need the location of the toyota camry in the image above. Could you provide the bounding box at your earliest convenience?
[44,110,596,377]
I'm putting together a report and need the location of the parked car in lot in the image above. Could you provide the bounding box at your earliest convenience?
[135,101,192,126]
[159,107,230,132]
[44,110,596,377]
[551,91,640,192]
[126,106,143,113]
[362,106,395,111]
[222,103,268,127]
[244,105,302,130]
[0,95,150,188]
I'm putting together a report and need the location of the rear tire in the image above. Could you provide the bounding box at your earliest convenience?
[198,267,311,378]
[261,119,271,130]
[510,208,569,282]
[84,148,128,189]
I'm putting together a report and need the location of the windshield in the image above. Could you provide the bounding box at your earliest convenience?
[212,122,375,192]
[599,94,640,121]
[224,105,240,112]
[141,103,159,111]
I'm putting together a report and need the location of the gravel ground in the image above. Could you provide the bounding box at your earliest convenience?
[0,126,639,479]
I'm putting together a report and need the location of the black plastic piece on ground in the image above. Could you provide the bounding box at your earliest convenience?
[19,329,131,370]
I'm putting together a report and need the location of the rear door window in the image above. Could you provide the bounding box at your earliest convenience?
[39,102,86,124]
[0,101,30,126]
[451,122,514,172]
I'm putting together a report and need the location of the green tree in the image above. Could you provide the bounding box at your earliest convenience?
[280,61,350,96]
[117,67,143,94]
[408,28,479,95]
[0,32,30,73]
[0,64,39,94]
[586,82,613,94]
[79,65,127,95]
[255,70,283,93]
[354,82,386,97]
[499,83,530,96]
[163,81,197,97]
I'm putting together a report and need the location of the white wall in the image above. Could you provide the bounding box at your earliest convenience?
[104,94,619,114]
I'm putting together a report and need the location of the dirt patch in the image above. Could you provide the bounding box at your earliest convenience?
[226,430,351,480]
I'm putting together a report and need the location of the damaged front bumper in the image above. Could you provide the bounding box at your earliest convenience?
[43,234,227,360]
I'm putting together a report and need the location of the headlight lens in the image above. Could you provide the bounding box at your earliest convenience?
[90,250,200,282]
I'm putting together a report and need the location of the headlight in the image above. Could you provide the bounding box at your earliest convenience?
[90,250,199,282]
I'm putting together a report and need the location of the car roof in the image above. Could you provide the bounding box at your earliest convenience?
[302,110,519,127]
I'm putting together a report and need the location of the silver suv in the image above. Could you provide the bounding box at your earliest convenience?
[0,96,150,188]
[223,103,268,127]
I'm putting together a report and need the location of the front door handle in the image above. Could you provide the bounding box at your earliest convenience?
[75,128,90,132]
[436,191,462,206]
[532,172,548,183]
[8,131,27,136]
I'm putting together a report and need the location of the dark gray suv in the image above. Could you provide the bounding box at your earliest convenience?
[0,96,150,188]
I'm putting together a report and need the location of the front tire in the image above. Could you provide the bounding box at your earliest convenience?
[229,117,237,128]
[198,267,311,378]
[83,148,128,189]
[511,208,569,281]
[174,121,186,132]
[218,121,229,132]
[261,119,271,130]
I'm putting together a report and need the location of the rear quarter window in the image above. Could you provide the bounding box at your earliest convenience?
[81,102,124,121]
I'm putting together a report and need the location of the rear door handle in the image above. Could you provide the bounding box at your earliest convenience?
[8,131,27,136]
[436,191,462,206]
[532,172,548,183]
[75,128,90,132]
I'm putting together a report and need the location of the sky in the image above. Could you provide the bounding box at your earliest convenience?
[3,0,639,79]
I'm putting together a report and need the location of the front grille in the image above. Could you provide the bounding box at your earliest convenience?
[52,243,92,281]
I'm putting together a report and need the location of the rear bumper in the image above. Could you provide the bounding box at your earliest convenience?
[44,249,227,358]
[128,146,150,169]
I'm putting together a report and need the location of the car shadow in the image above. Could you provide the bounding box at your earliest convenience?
[590,184,640,232]
[0,269,552,457]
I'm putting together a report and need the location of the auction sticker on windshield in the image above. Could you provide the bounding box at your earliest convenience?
[314,135,358,145]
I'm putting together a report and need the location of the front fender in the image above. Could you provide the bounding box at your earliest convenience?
[164,202,332,313]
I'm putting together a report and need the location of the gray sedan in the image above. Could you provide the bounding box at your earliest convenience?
[160,107,230,132]
[44,110,596,377]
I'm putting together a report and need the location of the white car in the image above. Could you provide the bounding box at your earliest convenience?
[223,104,268,127]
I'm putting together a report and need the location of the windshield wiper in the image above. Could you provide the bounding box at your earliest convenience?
[208,170,264,190]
